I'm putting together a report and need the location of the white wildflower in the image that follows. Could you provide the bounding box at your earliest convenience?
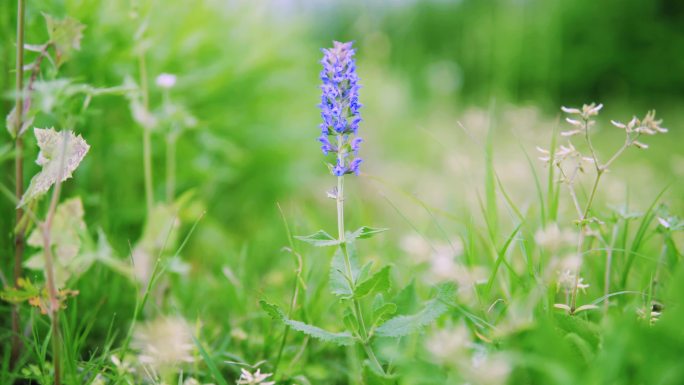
[132,317,195,372]
[237,368,275,385]
[556,269,589,294]
[560,106,581,115]
[425,323,470,364]
[469,349,511,385]
[399,233,432,263]
[156,73,177,89]
[534,223,575,252]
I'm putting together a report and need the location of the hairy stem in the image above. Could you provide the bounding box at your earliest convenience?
[11,0,26,367]
[335,135,385,375]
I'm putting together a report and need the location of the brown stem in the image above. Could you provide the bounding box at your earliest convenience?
[11,0,26,368]
[22,45,49,115]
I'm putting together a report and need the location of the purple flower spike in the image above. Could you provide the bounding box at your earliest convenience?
[318,41,363,176]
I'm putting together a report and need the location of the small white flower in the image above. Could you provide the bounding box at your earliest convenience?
[565,117,582,127]
[556,269,589,294]
[425,323,470,363]
[399,233,432,263]
[132,317,195,372]
[237,368,275,385]
[534,223,575,252]
[610,120,626,129]
[560,106,581,114]
[584,103,603,116]
[156,73,177,89]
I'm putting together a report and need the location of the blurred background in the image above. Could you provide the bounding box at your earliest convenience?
[1,0,683,382]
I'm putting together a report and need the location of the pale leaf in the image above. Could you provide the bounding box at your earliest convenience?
[44,13,85,66]
[19,128,90,207]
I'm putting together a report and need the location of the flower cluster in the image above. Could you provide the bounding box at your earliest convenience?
[611,110,668,149]
[560,103,602,137]
[318,41,363,176]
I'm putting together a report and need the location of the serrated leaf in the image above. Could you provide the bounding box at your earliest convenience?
[19,128,90,207]
[260,300,355,346]
[354,266,391,299]
[330,244,360,298]
[374,284,454,338]
[348,226,388,241]
[44,14,85,66]
[294,230,341,247]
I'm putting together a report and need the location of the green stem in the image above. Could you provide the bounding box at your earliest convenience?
[581,171,602,220]
[42,131,71,385]
[570,138,604,313]
[335,138,385,375]
[139,52,153,215]
[11,0,26,368]
[165,131,176,203]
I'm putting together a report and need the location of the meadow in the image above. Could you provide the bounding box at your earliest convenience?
[1,1,683,384]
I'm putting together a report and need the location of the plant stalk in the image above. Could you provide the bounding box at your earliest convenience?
[165,131,176,203]
[139,52,154,215]
[335,135,385,375]
[569,118,605,313]
[40,132,71,385]
[11,0,26,367]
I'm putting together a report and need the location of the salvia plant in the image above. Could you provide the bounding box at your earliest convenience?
[260,41,453,383]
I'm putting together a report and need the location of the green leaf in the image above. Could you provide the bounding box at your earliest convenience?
[392,280,419,314]
[553,312,600,349]
[348,226,389,241]
[260,300,355,346]
[19,128,90,207]
[0,278,41,304]
[191,336,230,385]
[371,297,397,328]
[343,309,359,335]
[330,245,360,298]
[374,284,454,338]
[44,13,85,66]
[362,361,397,385]
[294,230,341,247]
[354,266,391,299]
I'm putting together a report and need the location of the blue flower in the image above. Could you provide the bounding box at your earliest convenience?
[349,158,362,175]
[351,137,363,155]
[318,41,363,176]
[332,160,346,176]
